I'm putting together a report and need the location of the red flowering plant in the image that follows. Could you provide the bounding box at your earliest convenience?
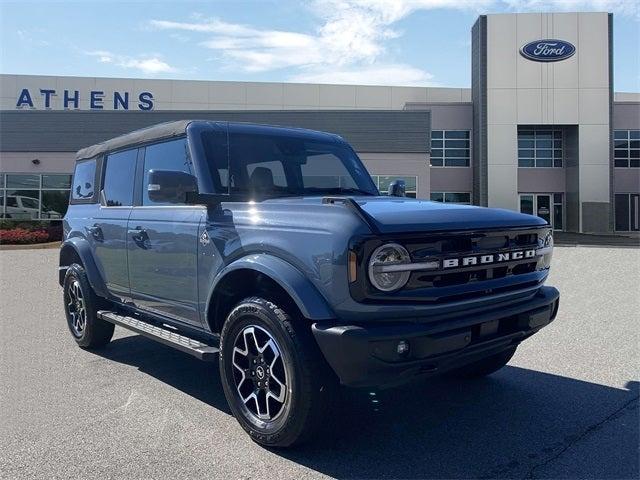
[0,221,63,245]
[0,228,49,244]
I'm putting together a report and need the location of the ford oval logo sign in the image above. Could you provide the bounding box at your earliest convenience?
[520,39,576,62]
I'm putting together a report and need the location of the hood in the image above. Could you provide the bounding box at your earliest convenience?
[354,197,547,233]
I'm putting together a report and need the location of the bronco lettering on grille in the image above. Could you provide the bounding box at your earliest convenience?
[443,249,536,269]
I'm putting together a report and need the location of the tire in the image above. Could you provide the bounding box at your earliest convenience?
[446,346,517,379]
[219,296,334,447]
[63,263,114,348]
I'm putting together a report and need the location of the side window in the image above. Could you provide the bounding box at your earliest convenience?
[103,149,137,206]
[142,138,192,205]
[247,161,287,187]
[71,159,96,201]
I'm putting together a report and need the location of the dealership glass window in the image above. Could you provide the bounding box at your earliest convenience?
[518,129,563,167]
[0,173,71,219]
[430,192,471,204]
[103,149,137,207]
[430,131,471,167]
[370,175,417,198]
[142,138,192,205]
[614,130,640,168]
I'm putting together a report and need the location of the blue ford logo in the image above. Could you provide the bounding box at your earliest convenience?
[520,39,576,62]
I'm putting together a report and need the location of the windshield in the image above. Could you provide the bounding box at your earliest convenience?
[202,129,378,198]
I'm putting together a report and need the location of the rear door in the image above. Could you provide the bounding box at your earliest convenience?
[92,149,138,300]
[127,137,204,326]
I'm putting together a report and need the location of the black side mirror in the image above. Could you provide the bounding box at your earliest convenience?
[148,170,198,204]
[388,179,406,197]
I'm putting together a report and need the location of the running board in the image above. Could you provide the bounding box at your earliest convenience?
[97,311,219,361]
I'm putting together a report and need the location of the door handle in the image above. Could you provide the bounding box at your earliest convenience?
[128,226,149,248]
[87,224,103,242]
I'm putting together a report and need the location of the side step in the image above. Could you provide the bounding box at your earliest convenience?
[97,311,219,361]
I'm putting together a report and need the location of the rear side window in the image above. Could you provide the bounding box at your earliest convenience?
[103,149,137,206]
[142,138,192,205]
[71,159,97,201]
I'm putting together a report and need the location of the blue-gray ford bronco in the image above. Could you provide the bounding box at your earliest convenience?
[60,120,559,447]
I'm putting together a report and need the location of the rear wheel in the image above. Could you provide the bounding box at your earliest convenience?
[445,346,517,379]
[63,263,114,348]
[219,297,334,447]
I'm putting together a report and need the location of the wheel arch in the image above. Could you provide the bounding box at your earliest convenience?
[205,255,335,334]
[59,238,109,299]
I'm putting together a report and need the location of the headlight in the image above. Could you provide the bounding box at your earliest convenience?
[537,230,554,268]
[368,243,411,292]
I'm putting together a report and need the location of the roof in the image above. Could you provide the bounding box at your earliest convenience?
[76,120,192,160]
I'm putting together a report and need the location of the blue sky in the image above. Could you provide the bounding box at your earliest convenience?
[1,0,639,91]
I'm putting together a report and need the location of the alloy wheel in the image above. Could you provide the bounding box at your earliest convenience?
[231,325,288,422]
[66,279,87,337]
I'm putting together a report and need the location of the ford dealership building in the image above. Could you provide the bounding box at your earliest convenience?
[0,12,638,233]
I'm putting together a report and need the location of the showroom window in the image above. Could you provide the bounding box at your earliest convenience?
[614,130,640,168]
[430,192,471,204]
[430,130,470,167]
[518,128,563,168]
[0,173,72,220]
[370,175,417,198]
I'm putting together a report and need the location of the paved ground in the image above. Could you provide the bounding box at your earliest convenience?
[0,247,638,480]
[554,232,640,247]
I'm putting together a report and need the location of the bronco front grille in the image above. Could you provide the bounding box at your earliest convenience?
[350,227,548,304]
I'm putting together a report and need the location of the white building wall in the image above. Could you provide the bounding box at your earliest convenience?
[0,74,470,111]
[484,12,611,232]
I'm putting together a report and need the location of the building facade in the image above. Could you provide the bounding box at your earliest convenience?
[0,11,638,232]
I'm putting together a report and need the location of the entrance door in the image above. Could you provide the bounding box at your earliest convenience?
[632,194,640,231]
[520,193,563,231]
[536,194,552,225]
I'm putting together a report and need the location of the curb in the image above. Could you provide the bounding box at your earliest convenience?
[0,241,61,251]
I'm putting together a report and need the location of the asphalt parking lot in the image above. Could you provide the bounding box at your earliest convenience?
[0,247,638,479]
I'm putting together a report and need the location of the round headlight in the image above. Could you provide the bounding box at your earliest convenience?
[368,243,411,292]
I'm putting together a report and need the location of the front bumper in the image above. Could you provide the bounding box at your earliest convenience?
[312,286,560,388]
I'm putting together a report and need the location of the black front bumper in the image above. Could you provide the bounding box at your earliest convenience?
[312,286,560,388]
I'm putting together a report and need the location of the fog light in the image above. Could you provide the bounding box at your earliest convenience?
[397,340,410,357]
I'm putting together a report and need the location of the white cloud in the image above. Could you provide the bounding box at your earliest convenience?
[290,63,436,86]
[501,0,640,17]
[85,50,176,74]
[147,0,639,84]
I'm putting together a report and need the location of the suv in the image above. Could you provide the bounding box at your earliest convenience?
[60,120,559,447]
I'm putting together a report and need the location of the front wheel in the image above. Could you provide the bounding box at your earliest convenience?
[219,297,334,447]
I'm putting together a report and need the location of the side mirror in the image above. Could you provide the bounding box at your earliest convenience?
[148,170,198,204]
[388,179,406,197]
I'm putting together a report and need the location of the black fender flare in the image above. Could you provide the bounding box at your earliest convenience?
[59,237,109,299]
[205,253,335,322]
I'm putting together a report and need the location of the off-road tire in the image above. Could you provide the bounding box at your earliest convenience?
[446,346,517,379]
[219,296,334,447]
[63,263,114,348]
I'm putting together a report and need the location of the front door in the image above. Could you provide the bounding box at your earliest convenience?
[127,138,204,326]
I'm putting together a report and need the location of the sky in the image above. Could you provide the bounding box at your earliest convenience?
[0,0,639,91]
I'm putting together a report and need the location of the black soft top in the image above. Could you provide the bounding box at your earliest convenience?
[75,120,340,161]
[75,120,192,160]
